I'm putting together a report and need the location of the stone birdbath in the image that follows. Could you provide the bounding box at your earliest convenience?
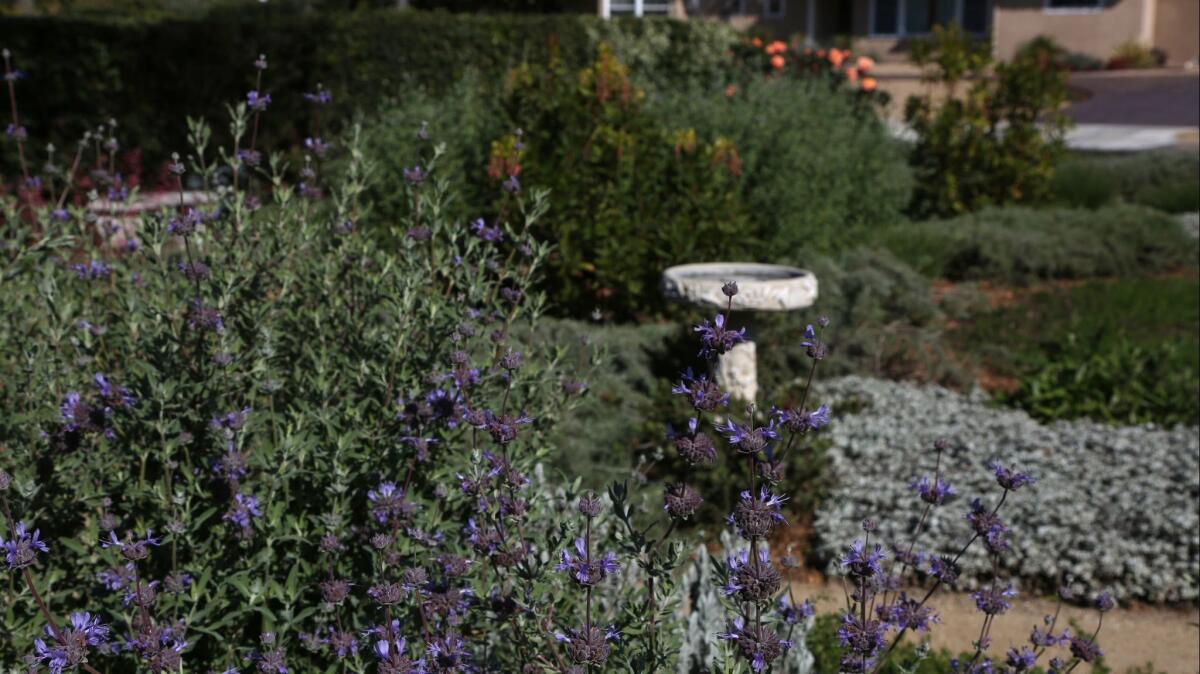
[662,262,818,403]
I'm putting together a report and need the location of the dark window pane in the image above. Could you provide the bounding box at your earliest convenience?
[874,0,899,33]
[1047,0,1102,7]
[962,0,989,32]
[935,0,956,26]
[906,0,930,33]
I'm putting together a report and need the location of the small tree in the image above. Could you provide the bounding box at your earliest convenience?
[905,24,1070,217]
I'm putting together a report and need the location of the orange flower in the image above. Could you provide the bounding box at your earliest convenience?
[844,66,859,83]
[803,47,813,56]
[828,48,846,68]
[856,56,875,73]
[816,49,826,58]
[766,40,788,55]
[752,37,763,48]
[770,55,786,70]
[861,77,878,92]
[725,83,738,99]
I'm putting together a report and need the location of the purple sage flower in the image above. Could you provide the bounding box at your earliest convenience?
[3,522,49,569]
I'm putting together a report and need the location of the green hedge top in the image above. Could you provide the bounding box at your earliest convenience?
[0,8,738,175]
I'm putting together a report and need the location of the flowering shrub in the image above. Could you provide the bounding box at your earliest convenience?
[2,47,1117,674]
[728,38,889,106]
[0,52,620,672]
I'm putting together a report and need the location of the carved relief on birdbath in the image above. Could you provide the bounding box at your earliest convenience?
[662,262,818,403]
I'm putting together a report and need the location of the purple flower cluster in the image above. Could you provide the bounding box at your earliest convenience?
[32,612,110,674]
[693,313,745,358]
[555,538,619,587]
[3,521,49,570]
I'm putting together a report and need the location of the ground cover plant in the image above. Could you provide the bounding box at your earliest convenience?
[813,376,1199,603]
[951,275,1200,426]
[0,43,1133,674]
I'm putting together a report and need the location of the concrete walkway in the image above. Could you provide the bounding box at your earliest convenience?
[1067,70,1199,127]
[886,112,1196,152]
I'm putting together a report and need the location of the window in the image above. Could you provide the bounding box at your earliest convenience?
[1044,0,1104,11]
[905,0,956,34]
[764,0,785,18]
[873,0,900,35]
[962,0,989,33]
[870,0,991,36]
[603,0,670,16]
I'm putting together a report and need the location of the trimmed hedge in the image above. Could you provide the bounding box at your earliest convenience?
[870,205,1196,284]
[0,8,737,177]
[1052,150,1200,213]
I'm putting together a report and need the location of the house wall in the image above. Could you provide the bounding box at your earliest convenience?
[992,0,1152,62]
[1153,0,1200,64]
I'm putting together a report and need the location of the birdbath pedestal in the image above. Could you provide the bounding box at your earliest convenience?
[662,262,818,404]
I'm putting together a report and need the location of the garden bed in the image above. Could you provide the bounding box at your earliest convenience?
[812,376,1199,603]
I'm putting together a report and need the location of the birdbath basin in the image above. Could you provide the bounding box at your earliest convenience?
[662,262,818,403]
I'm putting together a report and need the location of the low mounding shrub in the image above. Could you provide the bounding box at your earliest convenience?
[755,247,971,392]
[1107,40,1164,69]
[872,205,1194,284]
[905,25,1070,216]
[1054,151,1200,214]
[1014,35,1104,72]
[651,77,913,254]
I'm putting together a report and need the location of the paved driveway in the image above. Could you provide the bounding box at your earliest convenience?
[1067,70,1199,127]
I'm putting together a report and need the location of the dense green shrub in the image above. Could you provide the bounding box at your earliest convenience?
[872,205,1195,284]
[491,46,752,318]
[0,9,737,177]
[1050,160,1119,209]
[1005,336,1199,426]
[651,76,913,254]
[1108,40,1164,69]
[361,75,505,226]
[1054,150,1200,213]
[366,57,912,318]
[905,25,1070,216]
[955,276,1200,426]
[1015,35,1105,72]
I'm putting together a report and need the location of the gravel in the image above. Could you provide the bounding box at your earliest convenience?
[811,376,1200,603]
